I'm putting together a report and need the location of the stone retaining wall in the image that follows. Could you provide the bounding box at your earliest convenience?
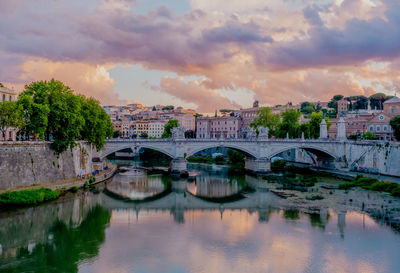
[0,142,96,190]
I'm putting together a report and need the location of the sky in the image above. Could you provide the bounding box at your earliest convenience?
[1,0,400,113]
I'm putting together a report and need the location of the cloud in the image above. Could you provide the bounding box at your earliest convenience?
[1,0,400,111]
[261,1,400,69]
[160,77,240,112]
[17,59,125,105]
[303,5,323,26]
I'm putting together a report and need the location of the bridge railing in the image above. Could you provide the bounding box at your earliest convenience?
[104,138,400,147]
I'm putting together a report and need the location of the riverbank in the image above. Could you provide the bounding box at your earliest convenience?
[0,162,117,194]
[256,171,400,231]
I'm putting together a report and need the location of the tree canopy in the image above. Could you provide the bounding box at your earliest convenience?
[277,109,301,138]
[0,101,23,140]
[369,93,390,110]
[162,105,174,110]
[18,79,112,152]
[250,107,280,136]
[162,119,179,138]
[300,102,315,115]
[390,115,400,141]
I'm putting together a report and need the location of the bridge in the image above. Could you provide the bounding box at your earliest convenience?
[97,127,383,175]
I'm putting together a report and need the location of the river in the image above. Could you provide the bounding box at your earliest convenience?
[0,161,400,273]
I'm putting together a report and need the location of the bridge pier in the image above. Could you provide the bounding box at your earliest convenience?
[170,157,188,177]
[245,158,271,174]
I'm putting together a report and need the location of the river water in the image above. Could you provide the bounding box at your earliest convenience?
[0,162,400,273]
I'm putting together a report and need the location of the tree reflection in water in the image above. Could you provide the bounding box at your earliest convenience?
[1,205,111,273]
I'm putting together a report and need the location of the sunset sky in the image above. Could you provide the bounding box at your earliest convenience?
[1,0,400,113]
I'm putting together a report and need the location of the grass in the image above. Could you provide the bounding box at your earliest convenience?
[0,188,60,206]
[339,175,400,197]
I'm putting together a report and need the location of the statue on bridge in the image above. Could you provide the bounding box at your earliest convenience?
[258,126,269,140]
[172,126,185,140]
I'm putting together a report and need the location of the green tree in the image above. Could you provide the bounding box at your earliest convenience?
[80,97,113,150]
[277,109,301,138]
[300,102,315,115]
[361,131,377,140]
[327,94,344,115]
[162,105,174,110]
[19,79,111,153]
[0,101,23,140]
[227,149,245,165]
[390,115,400,141]
[17,94,50,139]
[162,119,179,138]
[333,95,344,101]
[21,80,84,152]
[113,130,121,138]
[250,107,281,136]
[140,132,148,138]
[219,109,233,115]
[369,93,388,110]
[299,123,311,139]
[308,112,331,139]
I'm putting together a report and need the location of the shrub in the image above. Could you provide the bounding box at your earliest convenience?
[83,182,89,189]
[271,160,286,173]
[339,175,400,197]
[214,155,225,165]
[70,186,79,193]
[0,188,60,206]
[89,176,96,184]
[391,188,400,197]
[227,149,245,165]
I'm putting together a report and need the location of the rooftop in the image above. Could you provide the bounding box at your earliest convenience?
[383,96,400,104]
[0,86,16,95]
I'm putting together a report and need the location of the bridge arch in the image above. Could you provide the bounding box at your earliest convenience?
[100,144,174,159]
[267,144,337,161]
[186,143,258,158]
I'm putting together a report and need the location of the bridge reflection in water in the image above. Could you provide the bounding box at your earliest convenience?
[1,164,400,272]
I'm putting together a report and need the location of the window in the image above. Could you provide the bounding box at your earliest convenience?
[2,94,5,101]
[383,125,388,132]
[376,125,381,132]
[369,125,374,132]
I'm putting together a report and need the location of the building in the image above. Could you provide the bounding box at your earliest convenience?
[383,96,400,117]
[233,101,260,137]
[130,120,149,137]
[197,116,240,139]
[121,119,131,138]
[149,121,167,138]
[367,113,393,139]
[337,98,350,118]
[159,113,195,131]
[0,85,18,141]
[328,96,400,140]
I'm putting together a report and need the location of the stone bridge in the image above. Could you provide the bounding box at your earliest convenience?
[96,135,385,175]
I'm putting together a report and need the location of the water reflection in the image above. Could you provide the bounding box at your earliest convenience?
[0,162,400,273]
[0,194,111,273]
[187,163,246,200]
[106,171,170,201]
